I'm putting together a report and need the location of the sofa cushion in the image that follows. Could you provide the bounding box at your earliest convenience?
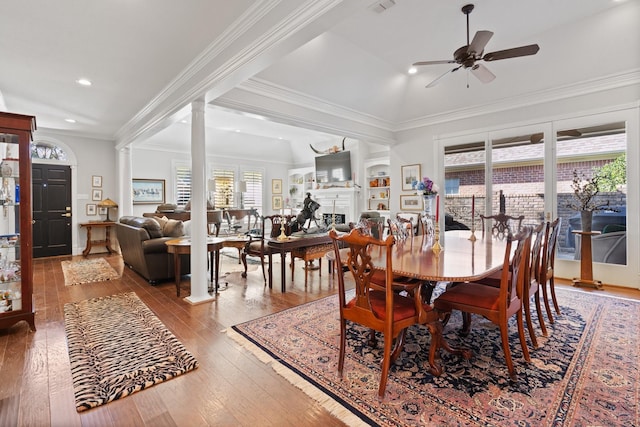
[119,216,163,239]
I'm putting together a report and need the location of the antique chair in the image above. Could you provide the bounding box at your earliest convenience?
[477,222,547,348]
[329,228,444,398]
[480,213,524,239]
[540,217,562,323]
[242,214,293,283]
[434,227,532,381]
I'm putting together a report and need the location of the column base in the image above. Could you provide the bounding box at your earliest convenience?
[572,278,603,290]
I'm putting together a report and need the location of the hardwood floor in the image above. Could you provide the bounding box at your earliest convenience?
[1,253,638,426]
[1,254,348,427]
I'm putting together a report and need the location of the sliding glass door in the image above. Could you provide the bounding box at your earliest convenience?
[438,108,638,287]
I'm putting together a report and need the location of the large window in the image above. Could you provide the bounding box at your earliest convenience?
[241,170,263,215]
[212,169,235,209]
[175,164,191,207]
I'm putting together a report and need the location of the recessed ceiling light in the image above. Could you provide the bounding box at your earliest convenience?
[76,78,92,86]
[65,118,76,123]
[408,67,417,75]
[235,129,241,132]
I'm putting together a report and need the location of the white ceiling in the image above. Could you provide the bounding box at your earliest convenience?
[1,0,638,150]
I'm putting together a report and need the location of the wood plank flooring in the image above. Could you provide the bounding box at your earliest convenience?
[1,253,638,426]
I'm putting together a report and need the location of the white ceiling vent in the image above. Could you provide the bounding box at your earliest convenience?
[370,0,396,13]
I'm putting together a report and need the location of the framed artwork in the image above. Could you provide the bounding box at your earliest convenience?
[132,178,166,204]
[86,203,96,215]
[401,164,421,191]
[272,195,283,210]
[272,179,282,194]
[400,194,423,211]
[98,206,107,215]
[92,175,102,187]
[92,189,103,201]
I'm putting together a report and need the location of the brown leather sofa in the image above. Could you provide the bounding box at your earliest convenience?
[116,216,190,283]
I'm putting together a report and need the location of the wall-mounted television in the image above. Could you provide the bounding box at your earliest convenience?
[315,151,352,183]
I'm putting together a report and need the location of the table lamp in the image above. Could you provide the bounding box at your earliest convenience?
[98,198,118,222]
[238,180,247,208]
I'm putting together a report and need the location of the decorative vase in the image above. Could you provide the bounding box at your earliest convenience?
[422,194,436,237]
[580,210,593,232]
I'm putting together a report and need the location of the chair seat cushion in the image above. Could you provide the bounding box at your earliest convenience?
[347,290,418,321]
[433,282,500,312]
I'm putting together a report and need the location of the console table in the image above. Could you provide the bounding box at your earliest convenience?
[79,221,117,257]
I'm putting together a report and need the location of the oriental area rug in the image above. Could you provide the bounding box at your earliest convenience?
[64,292,199,412]
[61,257,120,286]
[228,287,639,426]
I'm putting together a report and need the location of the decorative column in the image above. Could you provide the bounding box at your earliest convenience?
[186,98,215,304]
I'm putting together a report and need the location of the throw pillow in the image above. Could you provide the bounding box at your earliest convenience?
[183,220,191,236]
[163,219,185,237]
[154,215,169,230]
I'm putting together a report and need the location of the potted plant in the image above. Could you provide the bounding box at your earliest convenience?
[567,169,611,232]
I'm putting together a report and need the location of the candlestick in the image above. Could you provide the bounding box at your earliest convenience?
[277,209,288,241]
[330,200,336,231]
[469,195,477,241]
[432,221,442,254]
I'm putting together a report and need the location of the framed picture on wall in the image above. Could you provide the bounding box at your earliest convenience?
[132,178,166,204]
[400,195,423,211]
[401,164,421,191]
[272,179,282,194]
[272,195,283,211]
[92,189,103,201]
[92,175,102,187]
[86,204,97,215]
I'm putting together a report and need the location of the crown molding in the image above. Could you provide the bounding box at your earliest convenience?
[396,69,640,131]
[115,0,350,149]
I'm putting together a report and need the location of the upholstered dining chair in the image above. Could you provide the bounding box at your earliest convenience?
[434,227,533,381]
[328,228,444,398]
[474,222,547,348]
[540,217,562,323]
[242,214,293,284]
[480,213,525,239]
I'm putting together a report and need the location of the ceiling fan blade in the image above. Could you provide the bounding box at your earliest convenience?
[483,44,540,61]
[468,30,493,55]
[559,129,581,137]
[530,133,544,143]
[426,66,461,88]
[413,59,456,66]
[471,63,495,83]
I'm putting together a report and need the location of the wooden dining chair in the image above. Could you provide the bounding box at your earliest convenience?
[242,214,293,283]
[523,222,548,348]
[328,228,444,398]
[480,213,524,239]
[474,222,547,348]
[540,217,562,323]
[434,227,533,381]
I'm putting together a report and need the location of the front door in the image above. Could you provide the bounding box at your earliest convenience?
[32,164,72,257]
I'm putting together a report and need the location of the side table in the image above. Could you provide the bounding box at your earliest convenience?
[79,221,117,257]
[571,230,603,289]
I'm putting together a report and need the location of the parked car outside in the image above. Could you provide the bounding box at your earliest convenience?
[565,206,626,248]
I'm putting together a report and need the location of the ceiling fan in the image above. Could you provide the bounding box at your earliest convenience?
[413,3,540,88]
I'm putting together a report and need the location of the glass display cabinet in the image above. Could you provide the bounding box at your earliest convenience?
[0,112,36,331]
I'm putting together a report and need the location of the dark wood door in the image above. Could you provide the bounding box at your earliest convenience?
[32,164,72,257]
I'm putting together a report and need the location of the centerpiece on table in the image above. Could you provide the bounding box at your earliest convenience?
[412,176,439,237]
[567,169,611,232]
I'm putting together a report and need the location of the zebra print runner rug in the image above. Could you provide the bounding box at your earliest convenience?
[64,292,199,412]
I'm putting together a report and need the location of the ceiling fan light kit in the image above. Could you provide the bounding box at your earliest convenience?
[413,3,540,88]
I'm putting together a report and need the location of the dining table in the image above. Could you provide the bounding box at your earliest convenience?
[362,230,512,374]
[367,230,510,284]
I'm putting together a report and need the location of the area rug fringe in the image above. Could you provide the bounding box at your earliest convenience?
[225,327,368,427]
